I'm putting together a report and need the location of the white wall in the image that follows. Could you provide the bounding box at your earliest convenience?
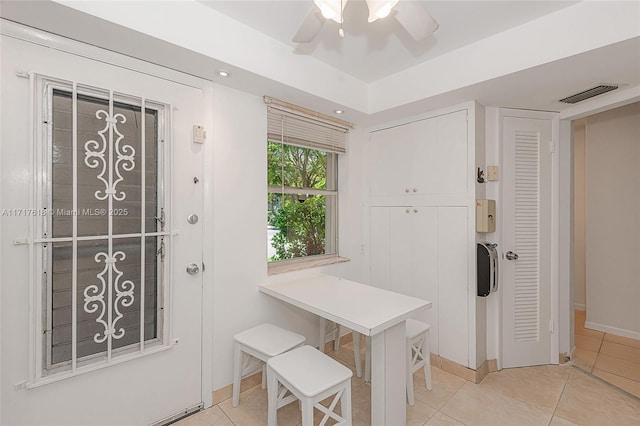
[210,84,367,391]
[573,120,586,311]
[585,102,640,339]
[484,107,501,363]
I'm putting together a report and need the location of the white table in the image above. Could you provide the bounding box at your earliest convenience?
[259,274,431,426]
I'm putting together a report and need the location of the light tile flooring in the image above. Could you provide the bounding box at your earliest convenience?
[177,340,640,426]
[572,309,640,399]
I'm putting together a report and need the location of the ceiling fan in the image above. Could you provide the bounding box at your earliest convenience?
[293,0,439,43]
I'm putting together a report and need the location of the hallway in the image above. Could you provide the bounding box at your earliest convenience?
[573,309,640,399]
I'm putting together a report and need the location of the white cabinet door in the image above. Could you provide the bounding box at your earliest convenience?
[388,207,415,297]
[411,111,468,194]
[371,110,468,197]
[370,125,412,196]
[411,207,439,353]
[369,206,441,356]
[437,207,469,366]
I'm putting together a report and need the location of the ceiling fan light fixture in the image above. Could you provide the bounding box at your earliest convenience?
[314,0,348,23]
[366,0,399,23]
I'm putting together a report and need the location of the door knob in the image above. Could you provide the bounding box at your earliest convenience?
[186,263,200,275]
[505,251,519,261]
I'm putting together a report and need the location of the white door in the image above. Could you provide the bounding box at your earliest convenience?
[502,115,553,368]
[1,34,205,424]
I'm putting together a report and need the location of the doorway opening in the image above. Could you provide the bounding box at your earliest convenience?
[571,102,640,398]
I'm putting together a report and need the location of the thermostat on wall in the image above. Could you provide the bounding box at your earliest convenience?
[193,125,206,144]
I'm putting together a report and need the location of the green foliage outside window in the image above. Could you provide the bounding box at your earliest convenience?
[267,142,333,261]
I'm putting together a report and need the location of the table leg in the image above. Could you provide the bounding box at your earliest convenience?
[370,321,406,426]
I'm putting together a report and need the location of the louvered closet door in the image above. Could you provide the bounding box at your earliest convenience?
[502,116,552,368]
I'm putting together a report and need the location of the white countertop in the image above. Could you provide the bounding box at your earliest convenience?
[259,274,431,336]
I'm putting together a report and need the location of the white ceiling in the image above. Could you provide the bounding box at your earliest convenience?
[200,1,579,82]
[2,0,639,126]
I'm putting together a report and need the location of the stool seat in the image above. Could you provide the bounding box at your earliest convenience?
[232,323,305,408]
[234,323,306,357]
[267,345,353,426]
[268,345,352,398]
[406,318,430,340]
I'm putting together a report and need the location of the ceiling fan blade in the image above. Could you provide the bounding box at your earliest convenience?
[293,5,326,43]
[394,1,439,41]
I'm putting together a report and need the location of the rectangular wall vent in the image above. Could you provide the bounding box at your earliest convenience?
[559,85,619,104]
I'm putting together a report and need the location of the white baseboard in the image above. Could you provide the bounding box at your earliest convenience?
[574,303,586,311]
[584,321,640,341]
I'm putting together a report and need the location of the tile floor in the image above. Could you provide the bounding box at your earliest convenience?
[573,309,640,399]
[176,340,640,426]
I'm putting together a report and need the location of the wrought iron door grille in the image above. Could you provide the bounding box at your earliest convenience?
[34,75,171,379]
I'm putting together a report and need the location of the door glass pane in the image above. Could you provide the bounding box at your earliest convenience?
[48,88,161,368]
[51,90,158,238]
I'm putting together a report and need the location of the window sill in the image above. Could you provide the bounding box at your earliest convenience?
[268,256,350,275]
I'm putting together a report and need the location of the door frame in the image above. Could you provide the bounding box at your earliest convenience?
[498,108,560,368]
[557,86,640,362]
[1,20,215,410]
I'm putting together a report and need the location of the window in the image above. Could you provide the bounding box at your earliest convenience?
[35,76,169,379]
[266,99,349,266]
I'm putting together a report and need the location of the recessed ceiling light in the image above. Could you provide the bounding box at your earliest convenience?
[216,70,231,78]
[334,109,344,114]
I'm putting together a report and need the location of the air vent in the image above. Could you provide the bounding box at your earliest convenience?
[559,85,619,104]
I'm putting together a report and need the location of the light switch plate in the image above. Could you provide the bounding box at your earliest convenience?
[487,165,499,181]
[193,125,206,144]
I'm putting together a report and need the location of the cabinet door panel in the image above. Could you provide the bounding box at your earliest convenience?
[370,125,412,196]
[389,207,415,297]
[437,207,469,366]
[412,111,468,194]
[412,207,439,353]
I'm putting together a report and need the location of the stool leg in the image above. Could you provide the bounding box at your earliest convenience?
[342,380,353,426]
[266,366,278,426]
[406,337,415,406]
[301,398,314,426]
[232,345,242,407]
[334,324,341,351]
[352,332,362,377]
[424,330,432,391]
[262,364,267,389]
[319,318,327,353]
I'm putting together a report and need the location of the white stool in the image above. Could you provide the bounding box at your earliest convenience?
[352,319,432,405]
[318,318,341,352]
[232,323,305,407]
[406,319,432,406]
[267,345,352,426]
